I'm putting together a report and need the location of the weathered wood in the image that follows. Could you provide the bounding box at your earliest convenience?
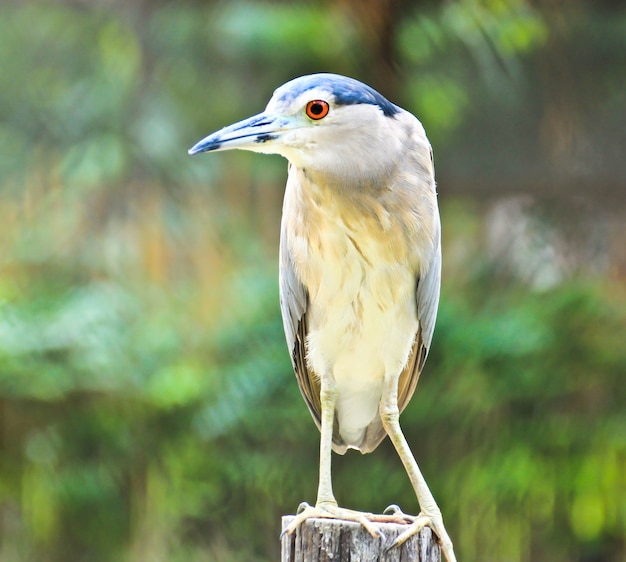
[281,516,441,562]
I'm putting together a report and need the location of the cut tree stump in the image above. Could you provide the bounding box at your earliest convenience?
[281,515,441,561]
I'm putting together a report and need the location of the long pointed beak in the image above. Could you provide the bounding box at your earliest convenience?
[188,112,293,155]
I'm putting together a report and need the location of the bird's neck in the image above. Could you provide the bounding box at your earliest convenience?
[292,162,395,199]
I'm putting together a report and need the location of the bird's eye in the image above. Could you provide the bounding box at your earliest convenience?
[305,100,330,120]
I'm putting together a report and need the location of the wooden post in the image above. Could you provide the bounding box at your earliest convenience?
[281,516,441,562]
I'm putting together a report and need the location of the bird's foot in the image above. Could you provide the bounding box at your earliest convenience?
[381,503,416,523]
[281,501,384,540]
[383,504,457,562]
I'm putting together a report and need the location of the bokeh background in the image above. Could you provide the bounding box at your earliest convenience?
[1,0,625,561]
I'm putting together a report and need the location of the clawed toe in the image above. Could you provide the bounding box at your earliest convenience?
[383,504,402,516]
[280,502,384,540]
[296,501,312,515]
[281,503,455,562]
[385,511,456,562]
[381,504,415,523]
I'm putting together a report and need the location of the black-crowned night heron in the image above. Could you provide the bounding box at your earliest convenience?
[189,73,455,562]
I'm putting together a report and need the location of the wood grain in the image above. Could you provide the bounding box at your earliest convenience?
[281,515,441,562]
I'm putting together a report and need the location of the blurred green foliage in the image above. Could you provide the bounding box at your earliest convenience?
[1,1,625,561]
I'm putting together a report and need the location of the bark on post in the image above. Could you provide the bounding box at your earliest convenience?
[281,516,441,562]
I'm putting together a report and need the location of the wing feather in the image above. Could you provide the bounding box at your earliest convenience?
[279,226,321,430]
[399,228,441,413]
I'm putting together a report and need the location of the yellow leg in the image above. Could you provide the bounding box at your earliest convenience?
[316,375,338,506]
[380,374,457,562]
[282,374,382,538]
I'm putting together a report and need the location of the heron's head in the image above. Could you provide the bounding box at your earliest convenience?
[189,73,409,182]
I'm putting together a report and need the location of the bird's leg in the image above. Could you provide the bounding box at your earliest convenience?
[380,374,457,562]
[315,373,338,507]
[281,374,382,539]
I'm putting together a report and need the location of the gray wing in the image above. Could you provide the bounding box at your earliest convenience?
[399,213,442,413]
[414,214,442,359]
[278,225,322,429]
[398,140,442,413]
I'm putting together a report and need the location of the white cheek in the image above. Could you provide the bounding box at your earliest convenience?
[281,128,307,148]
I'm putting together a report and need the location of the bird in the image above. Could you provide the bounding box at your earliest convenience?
[189,73,456,562]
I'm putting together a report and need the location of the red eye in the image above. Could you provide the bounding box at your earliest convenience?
[306,100,330,120]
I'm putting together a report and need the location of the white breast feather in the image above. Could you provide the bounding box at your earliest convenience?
[295,191,420,447]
